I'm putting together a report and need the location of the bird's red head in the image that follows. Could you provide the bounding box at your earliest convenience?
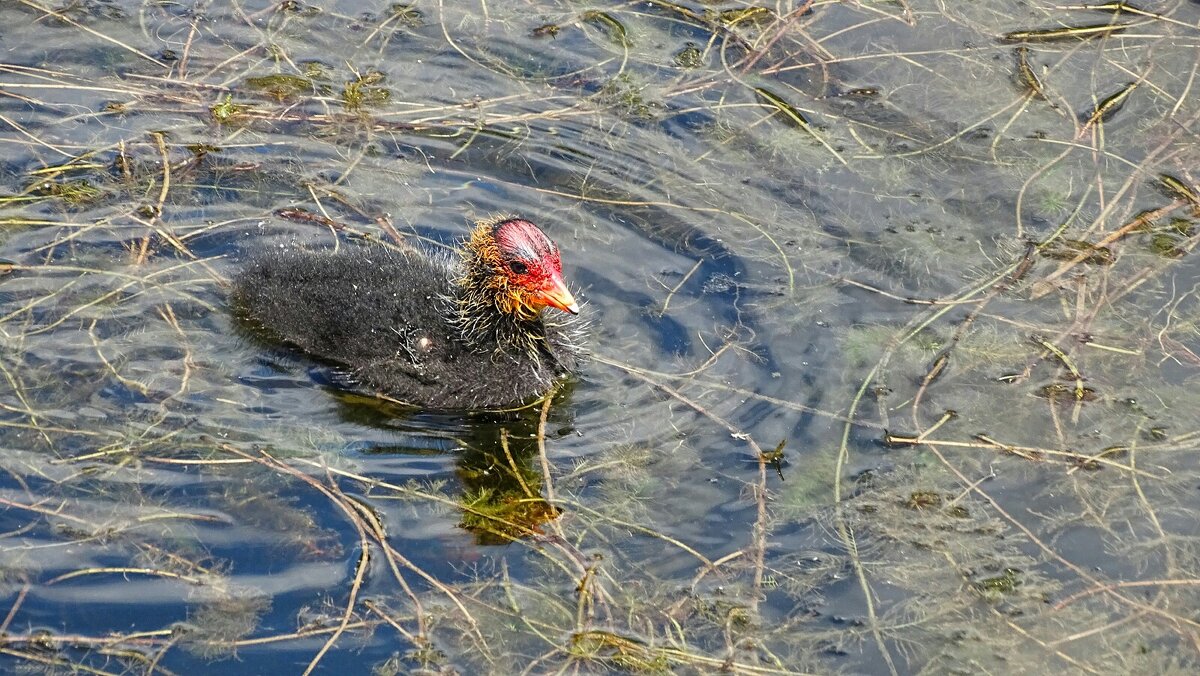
[467,217,579,319]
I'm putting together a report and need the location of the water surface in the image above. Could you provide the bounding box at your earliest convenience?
[1,1,1199,673]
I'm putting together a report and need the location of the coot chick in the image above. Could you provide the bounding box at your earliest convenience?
[231,217,587,409]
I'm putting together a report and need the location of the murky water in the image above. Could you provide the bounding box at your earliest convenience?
[1,1,1199,673]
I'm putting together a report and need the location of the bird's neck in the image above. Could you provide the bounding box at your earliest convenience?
[450,259,549,358]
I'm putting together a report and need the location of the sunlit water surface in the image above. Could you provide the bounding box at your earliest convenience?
[1,1,1199,673]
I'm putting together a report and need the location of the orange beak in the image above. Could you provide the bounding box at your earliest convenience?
[536,273,579,315]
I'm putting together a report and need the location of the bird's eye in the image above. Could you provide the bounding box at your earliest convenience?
[508,260,529,275]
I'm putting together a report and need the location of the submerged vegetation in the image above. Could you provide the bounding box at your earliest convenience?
[0,0,1198,673]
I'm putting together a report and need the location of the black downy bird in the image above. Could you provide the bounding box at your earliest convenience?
[231,217,587,409]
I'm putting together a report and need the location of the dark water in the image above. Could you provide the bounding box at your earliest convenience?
[1,1,1199,673]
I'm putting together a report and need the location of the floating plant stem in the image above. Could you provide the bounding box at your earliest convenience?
[1014,46,1046,99]
[1001,22,1132,43]
[1031,334,1086,401]
[754,87,846,165]
[1078,80,1138,130]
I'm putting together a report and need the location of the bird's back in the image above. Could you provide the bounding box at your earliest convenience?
[233,245,450,364]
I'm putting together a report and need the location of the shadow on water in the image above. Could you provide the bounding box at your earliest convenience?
[330,387,577,546]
